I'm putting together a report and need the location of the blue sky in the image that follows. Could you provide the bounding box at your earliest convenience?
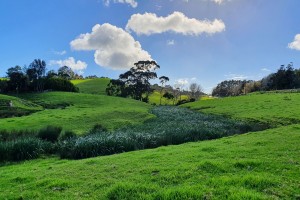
[1,0,300,93]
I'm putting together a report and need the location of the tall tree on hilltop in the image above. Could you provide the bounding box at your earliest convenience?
[159,76,169,105]
[107,60,161,102]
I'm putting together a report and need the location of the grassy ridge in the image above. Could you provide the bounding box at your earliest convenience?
[0,92,153,133]
[0,94,42,118]
[71,78,110,95]
[183,92,300,125]
[0,125,299,199]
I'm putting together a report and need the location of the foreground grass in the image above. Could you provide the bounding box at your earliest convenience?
[183,92,300,126]
[0,125,299,199]
[71,78,110,95]
[0,92,153,133]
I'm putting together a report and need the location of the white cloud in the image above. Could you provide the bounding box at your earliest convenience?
[212,0,224,4]
[261,68,271,72]
[53,50,66,56]
[288,34,300,51]
[225,73,248,80]
[126,12,225,36]
[167,40,175,45]
[103,0,137,8]
[70,23,151,70]
[50,57,87,72]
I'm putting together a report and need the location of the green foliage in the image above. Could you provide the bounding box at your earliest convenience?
[58,130,76,141]
[37,125,62,142]
[0,137,51,162]
[44,77,79,92]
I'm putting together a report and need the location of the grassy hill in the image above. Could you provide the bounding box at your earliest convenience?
[182,92,300,126]
[71,78,110,95]
[1,92,300,199]
[0,92,153,134]
[0,94,43,118]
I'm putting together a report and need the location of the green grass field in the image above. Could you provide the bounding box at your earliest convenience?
[1,92,300,199]
[183,92,300,126]
[0,124,299,199]
[71,78,110,95]
[0,92,153,134]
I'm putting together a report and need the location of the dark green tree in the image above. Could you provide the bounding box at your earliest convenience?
[159,76,169,105]
[6,66,29,93]
[107,61,161,102]
[58,66,75,80]
[26,59,47,92]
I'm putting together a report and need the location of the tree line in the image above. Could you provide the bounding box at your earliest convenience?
[212,63,300,97]
[0,59,79,93]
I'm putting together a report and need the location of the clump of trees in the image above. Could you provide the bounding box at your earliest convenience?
[106,60,168,103]
[0,59,79,94]
[212,63,300,97]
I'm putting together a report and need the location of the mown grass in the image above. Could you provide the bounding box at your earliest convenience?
[0,92,153,133]
[183,92,300,126]
[71,78,110,95]
[0,125,299,199]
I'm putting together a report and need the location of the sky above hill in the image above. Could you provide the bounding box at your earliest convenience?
[1,0,300,93]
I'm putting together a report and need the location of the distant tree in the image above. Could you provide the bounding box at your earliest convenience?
[269,63,296,90]
[107,60,161,102]
[189,83,203,100]
[46,70,58,79]
[58,66,75,80]
[26,59,47,92]
[212,80,245,97]
[6,66,29,93]
[163,91,174,104]
[159,76,169,105]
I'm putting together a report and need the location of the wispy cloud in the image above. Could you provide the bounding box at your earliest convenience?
[126,12,225,36]
[53,50,66,56]
[225,73,248,80]
[103,0,137,8]
[167,40,175,46]
[261,68,271,72]
[288,34,300,51]
[70,23,151,70]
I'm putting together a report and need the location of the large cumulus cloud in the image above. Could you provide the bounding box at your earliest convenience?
[70,23,151,70]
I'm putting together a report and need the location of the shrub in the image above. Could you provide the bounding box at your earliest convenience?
[37,126,62,142]
[44,77,79,92]
[58,130,77,141]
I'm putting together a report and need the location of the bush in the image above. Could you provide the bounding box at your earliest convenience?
[58,130,77,141]
[0,137,51,162]
[44,77,79,92]
[37,126,62,142]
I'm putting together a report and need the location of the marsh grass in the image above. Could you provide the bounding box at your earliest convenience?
[59,106,259,159]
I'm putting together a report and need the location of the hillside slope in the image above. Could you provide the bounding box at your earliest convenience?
[182,92,300,126]
[71,78,110,95]
[0,92,153,133]
[0,94,42,118]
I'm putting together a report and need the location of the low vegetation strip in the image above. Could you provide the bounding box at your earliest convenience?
[59,106,257,159]
[0,124,299,199]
